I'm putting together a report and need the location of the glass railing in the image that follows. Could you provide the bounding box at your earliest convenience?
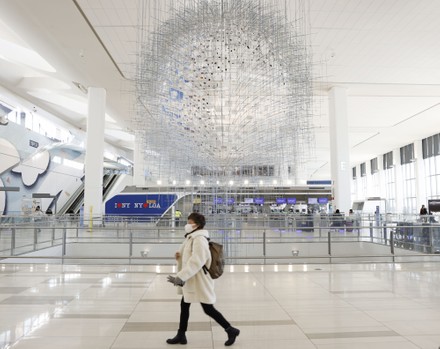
[1,213,439,264]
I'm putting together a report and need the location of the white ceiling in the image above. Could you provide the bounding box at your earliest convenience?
[1,0,440,181]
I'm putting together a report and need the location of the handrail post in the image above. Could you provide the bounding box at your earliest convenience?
[33,227,38,250]
[62,226,67,260]
[429,226,434,254]
[369,222,373,242]
[52,227,56,246]
[129,230,133,258]
[328,230,331,256]
[263,230,266,263]
[383,223,387,245]
[11,227,16,255]
[390,229,394,255]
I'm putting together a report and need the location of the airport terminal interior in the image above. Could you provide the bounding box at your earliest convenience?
[1,0,440,348]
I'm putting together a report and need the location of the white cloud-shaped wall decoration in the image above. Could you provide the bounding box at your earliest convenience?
[0,138,20,175]
[12,150,50,186]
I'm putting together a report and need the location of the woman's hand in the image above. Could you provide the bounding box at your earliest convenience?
[175,252,181,260]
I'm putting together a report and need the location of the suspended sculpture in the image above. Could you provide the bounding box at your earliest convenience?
[135,0,314,185]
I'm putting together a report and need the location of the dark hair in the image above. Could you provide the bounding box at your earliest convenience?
[187,212,206,229]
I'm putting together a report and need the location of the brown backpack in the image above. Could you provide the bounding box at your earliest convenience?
[202,239,224,279]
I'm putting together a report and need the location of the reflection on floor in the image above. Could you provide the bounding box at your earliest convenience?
[0,263,439,349]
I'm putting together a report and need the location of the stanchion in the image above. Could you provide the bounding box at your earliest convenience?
[328,231,331,256]
[11,227,16,255]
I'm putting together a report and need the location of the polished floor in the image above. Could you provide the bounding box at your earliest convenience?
[0,262,439,349]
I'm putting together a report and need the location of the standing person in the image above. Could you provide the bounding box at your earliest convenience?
[166,212,240,346]
[332,209,344,229]
[346,209,355,232]
[175,209,182,227]
[420,205,428,222]
[33,205,45,232]
[34,205,44,216]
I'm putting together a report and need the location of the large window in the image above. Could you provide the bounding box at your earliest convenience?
[401,162,416,214]
[383,151,393,169]
[384,167,396,213]
[0,98,72,143]
[422,133,440,159]
[423,133,440,201]
[370,157,378,174]
[360,163,366,177]
[424,150,440,201]
[400,143,415,165]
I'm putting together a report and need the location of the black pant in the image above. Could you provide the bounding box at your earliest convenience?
[179,297,231,332]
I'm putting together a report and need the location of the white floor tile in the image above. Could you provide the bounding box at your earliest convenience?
[0,262,438,349]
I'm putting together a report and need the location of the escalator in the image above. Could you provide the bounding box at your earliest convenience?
[58,173,120,215]
[103,174,119,201]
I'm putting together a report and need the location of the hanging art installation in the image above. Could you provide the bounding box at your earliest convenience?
[135,0,314,185]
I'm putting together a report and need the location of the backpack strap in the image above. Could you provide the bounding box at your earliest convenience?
[190,235,210,275]
[202,236,211,275]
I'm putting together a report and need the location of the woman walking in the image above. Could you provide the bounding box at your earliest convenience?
[166,212,240,346]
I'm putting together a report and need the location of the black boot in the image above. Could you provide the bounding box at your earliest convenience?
[224,327,240,346]
[166,330,187,345]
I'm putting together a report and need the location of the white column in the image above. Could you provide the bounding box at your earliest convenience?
[84,87,106,222]
[377,155,386,200]
[393,148,403,213]
[365,160,372,197]
[133,130,146,187]
[329,86,351,213]
[414,140,427,206]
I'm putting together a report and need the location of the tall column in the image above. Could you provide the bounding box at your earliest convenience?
[133,130,146,187]
[393,148,403,213]
[414,140,427,207]
[329,86,351,213]
[84,87,106,221]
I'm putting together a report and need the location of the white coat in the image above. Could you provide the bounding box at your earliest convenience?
[176,229,215,304]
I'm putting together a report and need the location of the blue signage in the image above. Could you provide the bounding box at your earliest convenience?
[287,198,296,204]
[254,197,265,204]
[318,197,328,204]
[227,198,235,205]
[214,197,224,204]
[276,198,287,204]
[105,194,177,216]
[306,180,332,185]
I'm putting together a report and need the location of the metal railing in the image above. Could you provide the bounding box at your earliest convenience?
[1,213,440,264]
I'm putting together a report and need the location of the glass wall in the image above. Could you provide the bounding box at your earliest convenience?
[383,167,396,213]
[423,133,440,202]
[352,135,440,214]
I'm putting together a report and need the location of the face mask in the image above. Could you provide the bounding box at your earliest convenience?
[184,223,196,233]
